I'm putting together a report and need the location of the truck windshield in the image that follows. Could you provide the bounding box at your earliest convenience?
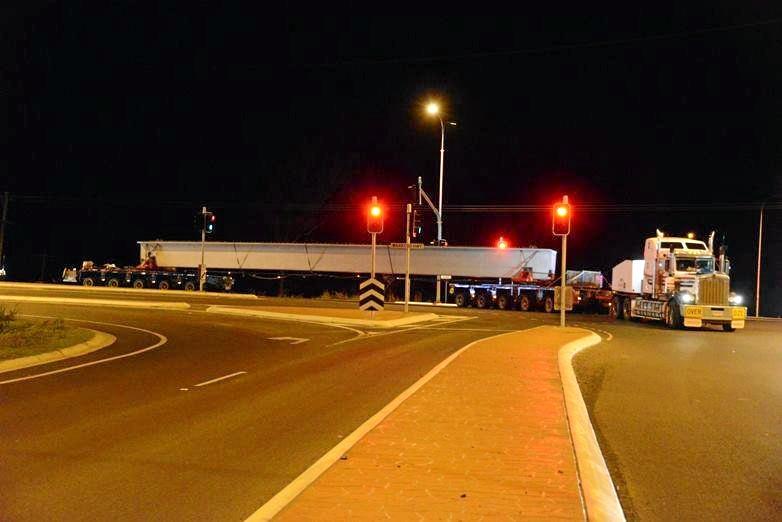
[676,257,714,273]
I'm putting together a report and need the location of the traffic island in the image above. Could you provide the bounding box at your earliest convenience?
[0,318,116,373]
[206,305,438,328]
[250,326,624,521]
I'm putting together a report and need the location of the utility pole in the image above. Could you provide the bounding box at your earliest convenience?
[199,206,207,292]
[0,192,8,268]
[755,202,764,317]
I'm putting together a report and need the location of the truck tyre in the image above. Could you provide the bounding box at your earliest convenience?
[609,297,621,320]
[82,277,94,287]
[622,298,632,320]
[454,292,468,307]
[665,300,683,329]
[183,281,196,291]
[544,295,555,313]
[519,294,532,312]
[722,324,736,332]
[132,279,145,289]
[106,278,120,288]
[158,280,170,290]
[497,293,511,310]
[474,292,490,309]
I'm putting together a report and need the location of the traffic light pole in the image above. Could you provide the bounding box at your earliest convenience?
[0,192,8,269]
[560,234,567,328]
[199,205,206,292]
[405,203,411,313]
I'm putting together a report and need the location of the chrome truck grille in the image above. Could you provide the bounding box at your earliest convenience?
[698,274,730,305]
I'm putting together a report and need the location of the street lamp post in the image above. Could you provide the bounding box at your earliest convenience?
[755,202,764,317]
[425,102,455,245]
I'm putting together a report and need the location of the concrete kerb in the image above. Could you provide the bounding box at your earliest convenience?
[206,306,438,328]
[0,281,258,299]
[0,295,190,310]
[558,330,626,522]
[0,328,116,374]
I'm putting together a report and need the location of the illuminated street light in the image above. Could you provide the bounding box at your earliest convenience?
[423,99,455,245]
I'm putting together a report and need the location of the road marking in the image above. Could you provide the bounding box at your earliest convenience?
[194,371,246,387]
[326,316,475,347]
[246,328,523,521]
[0,316,168,385]
[268,337,309,345]
[180,387,189,391]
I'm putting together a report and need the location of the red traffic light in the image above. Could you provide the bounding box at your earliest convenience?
[367,197,384,234]
[497,236,508,249]
[552,199,571,236]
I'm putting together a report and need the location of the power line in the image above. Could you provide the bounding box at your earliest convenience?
[297,17,782,68]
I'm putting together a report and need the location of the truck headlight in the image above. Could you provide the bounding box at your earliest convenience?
[679,292,695,304]
[729,293,743,305]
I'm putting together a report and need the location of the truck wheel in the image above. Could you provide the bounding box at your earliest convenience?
[132,279,145,289]
[158,280,170,290]
[183,281,196,291]
[497,294,511,310]
[82,277,94,287]
[722,324,736,332]
[609,297,621,320]
[454,292,468,307]
[519,294,532,311]
[107,278,120,288]
[622,298,632,320]
[474,292,490,309]
[544,295,555,313]
[665,300,683,329]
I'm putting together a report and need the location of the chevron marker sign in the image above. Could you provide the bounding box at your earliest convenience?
[359,278,385,312]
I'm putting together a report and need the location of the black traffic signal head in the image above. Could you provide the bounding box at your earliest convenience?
[412,208,423,238]
[205,212,216,234]
[367,198,383,234]
[552,202,571,236]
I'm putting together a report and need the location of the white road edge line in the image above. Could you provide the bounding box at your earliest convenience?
[559,331,626,521]
[0,316,168,385]
[194,371,247,387]
[245,328,526,522]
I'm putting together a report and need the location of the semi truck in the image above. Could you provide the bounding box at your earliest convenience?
[609,231,747,331]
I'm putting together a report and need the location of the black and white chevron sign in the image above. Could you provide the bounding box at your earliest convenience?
[359,278,385,311]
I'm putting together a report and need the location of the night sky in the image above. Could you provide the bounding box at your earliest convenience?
[2,6,782,314]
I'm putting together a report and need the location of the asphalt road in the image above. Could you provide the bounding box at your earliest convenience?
[573,316,782,521]
[0,294,516,521]
[1,284,779,520]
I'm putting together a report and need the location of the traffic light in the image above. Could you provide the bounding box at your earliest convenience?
[412,208,423,238]
[205,212,216,234]
[367,198,383,234]
[497,236,508,249]
[552,201,571,236]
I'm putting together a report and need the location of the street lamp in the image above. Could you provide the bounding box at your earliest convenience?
[424,100,456,245]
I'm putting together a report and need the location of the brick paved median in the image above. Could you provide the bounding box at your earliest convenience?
[276,326,591,520]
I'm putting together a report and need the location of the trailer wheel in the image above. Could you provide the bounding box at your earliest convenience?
[543,295,555,313]
[722,323,735,332]
[474,292,490,309]
[82,277,94,287]
[132,279,145,289]
[454,292,468,307]
[158,280,170,290]
[106,278,120,288]
[183,281,196,291]
[519,294,532,312]
[497,293,511,310]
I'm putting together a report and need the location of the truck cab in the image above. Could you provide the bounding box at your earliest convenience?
[612,232,747,331]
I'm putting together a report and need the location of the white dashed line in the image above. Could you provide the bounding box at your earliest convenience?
[193,371,247,387]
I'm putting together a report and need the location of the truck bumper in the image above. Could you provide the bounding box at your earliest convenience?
[682,305,747,329]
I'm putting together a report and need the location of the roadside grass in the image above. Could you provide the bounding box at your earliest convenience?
[0,306,92,360]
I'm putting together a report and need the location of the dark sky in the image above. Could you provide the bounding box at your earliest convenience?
[2,5,781,313]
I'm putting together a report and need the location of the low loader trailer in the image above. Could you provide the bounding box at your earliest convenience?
[609,232,747,331]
